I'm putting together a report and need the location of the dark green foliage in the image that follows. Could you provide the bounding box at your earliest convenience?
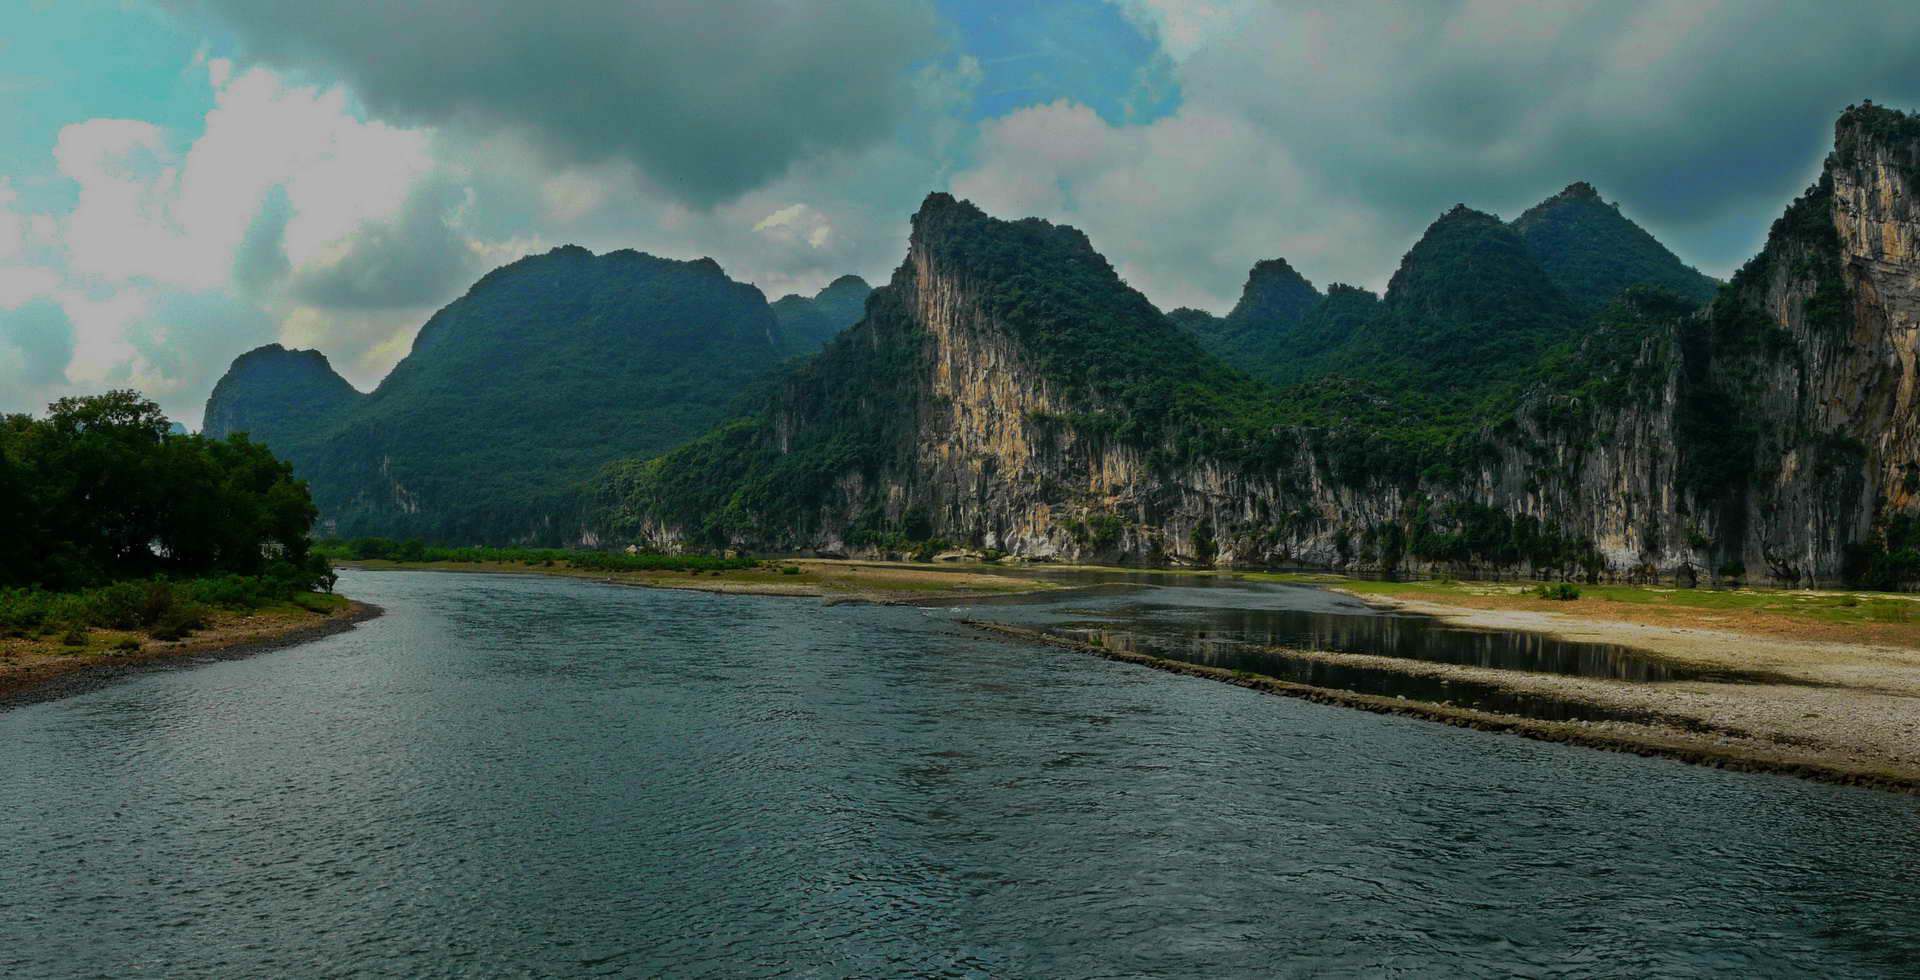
[1337,206,1581,402]
[2,390,329,593]
[1833,102,1920,192]
[1844,514,1920,590]
[0,571,329,642]
[206,246,792,544]
[200,345,363,464]
[1510,182,1718,313]
[1227,258,1320,326]
[769,274,873,353]
[1533,582,1581,600]
[1174,259,1322,383]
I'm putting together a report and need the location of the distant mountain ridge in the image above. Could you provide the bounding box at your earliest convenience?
[206,245,842,542]
[770,274,873,353]
[1177,183,1718,392]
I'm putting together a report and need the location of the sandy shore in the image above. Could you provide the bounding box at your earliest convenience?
[1318,591,1920,788]
[340,557,1065,604]
[968,618,1920,793]
[0,599,381,708]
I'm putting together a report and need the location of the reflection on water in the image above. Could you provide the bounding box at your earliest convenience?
[3,570,1917,977]
[1055,627,1707,729]
[969,583,1755,682]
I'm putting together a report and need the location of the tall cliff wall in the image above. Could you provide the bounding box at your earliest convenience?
[603,107,1920,587]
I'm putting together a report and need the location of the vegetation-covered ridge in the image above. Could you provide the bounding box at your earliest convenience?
[206,245,803,544]
[770,274,873,353]
[1511,181,1719,312]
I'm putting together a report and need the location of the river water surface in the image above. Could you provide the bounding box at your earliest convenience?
[3,569,1918,977]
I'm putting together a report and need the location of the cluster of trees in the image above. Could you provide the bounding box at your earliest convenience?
[0,391,330,592]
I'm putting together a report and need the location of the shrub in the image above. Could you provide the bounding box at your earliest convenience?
[1533,582,1581,600]
[149,602,206,641]
[780,566,801,575]
[61,626,87,647]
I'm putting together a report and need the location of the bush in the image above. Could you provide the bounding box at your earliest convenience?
[149,602,206,641]
[0,588,53,636]
[1533,582,1581,600]
[780,566,801,575]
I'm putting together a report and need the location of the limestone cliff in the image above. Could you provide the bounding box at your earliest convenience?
[599,106,1920,587]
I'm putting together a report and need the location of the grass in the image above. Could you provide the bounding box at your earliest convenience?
[0,574,351,658]
[1243,570,1920,628]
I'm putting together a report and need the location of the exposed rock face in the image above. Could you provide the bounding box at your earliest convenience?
[607,107,1920,586]
[1410,106,1920,585]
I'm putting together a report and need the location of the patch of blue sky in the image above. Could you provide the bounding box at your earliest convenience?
[934,0,1178,125]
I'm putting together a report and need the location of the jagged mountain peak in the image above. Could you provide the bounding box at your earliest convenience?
[226,342,343,374]
[817,273,871,298]
[202,342,362,444]
[1227,257,1319,325]
[1512,178,1717,311]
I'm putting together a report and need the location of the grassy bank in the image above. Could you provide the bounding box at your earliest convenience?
[1,574,345,647]
[1237,571,1920,646]
[0,585,370,703]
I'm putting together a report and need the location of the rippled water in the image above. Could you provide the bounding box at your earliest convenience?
[4,570,1918,977]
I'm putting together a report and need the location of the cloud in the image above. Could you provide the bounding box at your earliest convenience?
[1106,0,1254,62]
[231,183,291,297]
[168,0,945,206]
[289,179,480,311]
[754,203,835,250]
[0,298,74,387]
[954,0,1920,311]
[52,61,438,292]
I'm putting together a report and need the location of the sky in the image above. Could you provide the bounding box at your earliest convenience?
[3,0,1919,429]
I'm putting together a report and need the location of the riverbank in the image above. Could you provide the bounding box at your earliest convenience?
[0,596,379,707]
[968,619,1920,793]
[329,558,1920,789]
[336,557,1064,604]
[956,568,1920,791]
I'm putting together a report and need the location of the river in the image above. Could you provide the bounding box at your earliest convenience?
[3,569,1916,976]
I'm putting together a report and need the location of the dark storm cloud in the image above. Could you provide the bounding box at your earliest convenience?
[167,0,942,207]
[1193,0,1920,272]
[290,180,478,311]
[958,0,1920,313]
